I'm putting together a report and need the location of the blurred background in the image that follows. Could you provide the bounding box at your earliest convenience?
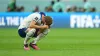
[0,0,100,28]
[0,0,100,56]
[0,0,99,12]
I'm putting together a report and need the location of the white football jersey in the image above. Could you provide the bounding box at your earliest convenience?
[18,12,42,29]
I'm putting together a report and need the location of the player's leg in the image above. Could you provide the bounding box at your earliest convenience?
[30,29,49,50]
[31,33,45,44]
[32,29,49,44]
[18,28,30,50]
[30,33,45,50]
[24,28,36,50]
[24,28,36,44]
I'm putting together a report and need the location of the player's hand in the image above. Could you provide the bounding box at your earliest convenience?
[41,25,48,29]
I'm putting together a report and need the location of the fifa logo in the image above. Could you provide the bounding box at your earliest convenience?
[70,15,100,28]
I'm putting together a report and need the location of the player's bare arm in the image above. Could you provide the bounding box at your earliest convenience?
[37,25,49,35]
[29,20,48,29]
[38,16,53,34]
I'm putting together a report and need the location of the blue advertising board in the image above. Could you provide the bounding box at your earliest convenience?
[0,12,100,28]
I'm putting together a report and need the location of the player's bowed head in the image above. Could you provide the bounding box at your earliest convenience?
[44,16,53,26]
[40,16,53,33]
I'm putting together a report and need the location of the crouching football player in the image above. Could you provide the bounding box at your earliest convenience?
[29,16,53,50]
[18,12,53,50]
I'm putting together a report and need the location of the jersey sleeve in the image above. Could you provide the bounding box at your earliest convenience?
[32,13,41,22]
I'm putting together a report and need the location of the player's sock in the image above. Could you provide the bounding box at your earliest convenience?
[31,33,44,44]
[24,29,36,44]
[24,35,30,44]
[30,33,45,50]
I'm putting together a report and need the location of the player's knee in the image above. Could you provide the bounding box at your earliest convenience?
[30,28,36,33]
[27,28,36,37]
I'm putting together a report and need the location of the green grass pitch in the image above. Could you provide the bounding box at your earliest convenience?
[0,28,100,56]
